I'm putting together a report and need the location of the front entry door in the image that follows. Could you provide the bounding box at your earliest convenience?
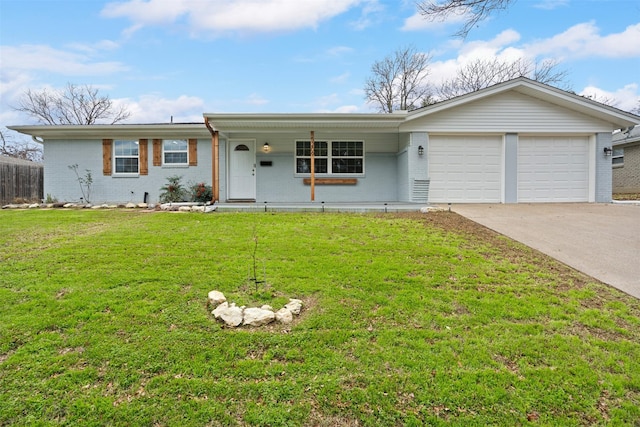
[229,140,256,200]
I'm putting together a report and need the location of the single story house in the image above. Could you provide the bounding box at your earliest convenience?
[9,78,639,205]
[612,124,640,194]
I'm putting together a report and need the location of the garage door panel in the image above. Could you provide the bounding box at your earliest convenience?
[429,135,502,203]
[518,136,588,202]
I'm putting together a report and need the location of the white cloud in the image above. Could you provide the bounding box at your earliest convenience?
[0,44,129,75]
[401,10,468,32]
[120,94,205,123]
[580,83,640,112]
[330,72,351,84]
[294,46,354,63]
[245,93,269,106]
[526,22,640,59]
[533,0,569,10]
[102,0,368,37]
[349,0,384,31]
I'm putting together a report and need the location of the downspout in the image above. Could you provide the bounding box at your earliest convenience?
[204,118,219,202]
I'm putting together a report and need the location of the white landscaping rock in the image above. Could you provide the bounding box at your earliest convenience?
[212,302,244,327]
[178,206,192,212]
[420,206,445,213]
[275,308,293,324]
[284,299,303,315]
[243,307,275,327]
[125,202,136,209]
[208,290,227,307]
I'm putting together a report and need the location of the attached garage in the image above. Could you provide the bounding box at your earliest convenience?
[517,136,589,202]
[428,135,502,203]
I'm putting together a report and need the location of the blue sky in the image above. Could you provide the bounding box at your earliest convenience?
[1,0,639,136]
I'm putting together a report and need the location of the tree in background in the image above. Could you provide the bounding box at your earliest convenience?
[0,128,43,162]
[436,57,569,100]
[364,46,434,113]
[417,0,514,38]
[14,83,130,125]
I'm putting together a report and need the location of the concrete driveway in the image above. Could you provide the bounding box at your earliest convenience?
[451,203,640,299]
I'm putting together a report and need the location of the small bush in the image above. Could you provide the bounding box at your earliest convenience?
[159,175,188,203]
[190,182,213,203]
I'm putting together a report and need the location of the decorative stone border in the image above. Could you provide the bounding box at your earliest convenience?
[1,202,153,210]
[208,290,303,328]
[1,202,217,212]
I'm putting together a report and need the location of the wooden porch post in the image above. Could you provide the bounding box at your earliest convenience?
[205,118,220,202]
[310,130,315,202]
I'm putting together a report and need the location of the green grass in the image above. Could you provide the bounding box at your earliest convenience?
[1,209,638,426]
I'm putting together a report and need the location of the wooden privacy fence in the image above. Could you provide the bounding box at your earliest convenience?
[0,158,44,204]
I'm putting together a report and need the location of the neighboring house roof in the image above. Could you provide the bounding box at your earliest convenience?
[612,124,640,147]
[404,77,639,129]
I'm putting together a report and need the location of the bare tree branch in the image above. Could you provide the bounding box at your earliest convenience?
[364,46,434,113]
[0,129,43,162]
[14,83,131,125]
[437,57,569,100]
[417,0,514,38]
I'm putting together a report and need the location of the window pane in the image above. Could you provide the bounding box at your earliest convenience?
[296,141,327,156]
[165,152,188,164]
[115,157,139,173]
[164,139,188,151]
[115,140,138,156]
[296,158,327,173]
[332,141,362,157]
[297,158,310,173]
[332,158,362,174]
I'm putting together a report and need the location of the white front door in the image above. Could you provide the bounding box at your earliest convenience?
[229,140,256,200]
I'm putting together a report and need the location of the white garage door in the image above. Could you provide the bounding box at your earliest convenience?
[429,135,502,203]
[518,136,589,202]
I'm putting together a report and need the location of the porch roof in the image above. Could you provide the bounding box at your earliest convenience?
[203,112,407,134]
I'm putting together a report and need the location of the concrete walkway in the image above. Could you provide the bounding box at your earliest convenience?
[451,203,640,299]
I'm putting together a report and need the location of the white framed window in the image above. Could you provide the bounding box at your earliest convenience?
[612,148,624,166]
[163,139,188,165]
[114,140,139,174]
[295,140,364,175]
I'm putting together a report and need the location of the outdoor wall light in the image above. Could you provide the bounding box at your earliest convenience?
[418,145,424,156]
[603,147,613,156]
[263,142,271,153]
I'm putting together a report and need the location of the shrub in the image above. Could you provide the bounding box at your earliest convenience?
[190,182,213,203]
[159,175,187,203]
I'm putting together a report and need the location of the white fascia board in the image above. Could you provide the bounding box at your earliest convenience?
[203,112,407,133]
[7,123,210,140]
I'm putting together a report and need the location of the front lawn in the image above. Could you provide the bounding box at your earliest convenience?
[1,210,638,426]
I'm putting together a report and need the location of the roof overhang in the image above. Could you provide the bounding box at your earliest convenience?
[203,112,407,134]
[7,123,210,140]
[612,124,640,147]
[405,77,640,130]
